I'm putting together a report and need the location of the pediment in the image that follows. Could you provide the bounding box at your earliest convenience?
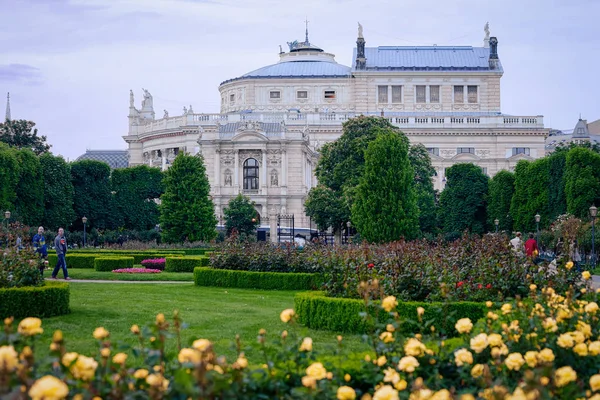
[231,132,269,142]
[508,153,533,161]
[451,153,480,161]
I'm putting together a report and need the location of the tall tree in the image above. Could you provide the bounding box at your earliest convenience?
[352,133,419,243]
[39,153,75,230]
[565,147,600,218]
[160,154,217,243]
[304,185,349,232]
[0,119,50,155]
[408,144,437,234]
[14,149,44,226]
[510,158,550,232]
[70,160,112,230]
[487,170,515,232]
[223,194,260,237]
[438,163,489,235]
[0,143,19,213]
[548,151,568,220]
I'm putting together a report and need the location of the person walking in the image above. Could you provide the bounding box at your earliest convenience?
[52,228,71,280]
[32,226,48,275]
[510,232,524,256]
[525,233,539,258]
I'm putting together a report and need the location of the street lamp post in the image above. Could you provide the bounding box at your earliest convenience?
[346,221,351,243]
[494,219,499,233]
[590,206,598,267]
[535,213,541,247]
[3,210,10,248]
[82,216,88,248]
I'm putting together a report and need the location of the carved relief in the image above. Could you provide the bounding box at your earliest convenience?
[220,150,235,167]
[440,149,457,158]
[239,150,262,165]
[475,149,490,158]
[270,169,279,187]
[224,169,232,186]
[237,121,263,133]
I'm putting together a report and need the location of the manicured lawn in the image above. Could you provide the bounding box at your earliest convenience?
[61,269,193,281]
[38,283,369,362]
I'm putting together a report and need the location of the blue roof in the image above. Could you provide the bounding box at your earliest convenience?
[76,150,129,169]
[352,46,502,72]
[222,61,351,84]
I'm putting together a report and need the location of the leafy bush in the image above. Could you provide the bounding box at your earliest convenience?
[94,257,134,272]
[140,258,166,271]
[165,256,208,273]
[0,281,70,318]
[47,254,96,269]
[0,249,44,288]
[194,267,322,290]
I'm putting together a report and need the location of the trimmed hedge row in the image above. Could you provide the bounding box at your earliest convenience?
[94,257,134,272]
[193,267,322,290]
[0,281,70,319]
[294,291,486,335]
[47,253,185,268]
[165,256,209,272]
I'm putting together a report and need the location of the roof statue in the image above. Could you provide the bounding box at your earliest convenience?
[5,92,11,121]
[129,89,134,107]
[163,109,169,118]
[483,22,490,48]
[183,106,187,115]
[358,22,363,39]
[188,105,194,114]
[279,45,283,54]
[141,88,153,109]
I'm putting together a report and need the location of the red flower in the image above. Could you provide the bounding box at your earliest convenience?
[367,263,375,269]
[456,281,464,288]
[486,283,492,289]
[477,284,483,289]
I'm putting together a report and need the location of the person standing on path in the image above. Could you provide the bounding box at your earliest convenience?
[52,228,71,280]
[525,233,539,258]
[510,232,524,256]
[32,226,48,275]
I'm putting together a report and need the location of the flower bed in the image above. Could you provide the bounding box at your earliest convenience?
[140,258,166,271]
[112,268,161,274]
[194,267,322,290]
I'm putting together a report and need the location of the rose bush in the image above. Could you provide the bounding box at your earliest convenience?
[0,248,44,289]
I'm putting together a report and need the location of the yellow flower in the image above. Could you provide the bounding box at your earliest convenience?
[305,362,327,380]
[301,375,316,389]
[455,318,473,334]
[404,338,426,357]
[537,348,555,363]
[0,346,18,372]
[112,353,127,365]
[454,348,473,367]
[485,301,493,308]
[505,353,525,371]
[376,355,387,366]
[524,351,538,367]
[573,343,588,356]
[501,303,512,315]
[542,317,558,332]
[397,356,419,373]
[491,344,508,358]
[394,379,407,391]
[460,395,476,400]
[29,375,69,400]
[554,366,577,387]
[71,355,98,381]
[505,388,527,400]
[379,331,394,343]
[430,389,451,400]
[589,341,600,356]
[577,320,592,338]
[383,367,400,384]
[133,368,149,379]
[470,333,488,354]
[583,271,592,280]
[373,385,399,400]
[410,389,433,400]
[236,354,248,369]
[130,324,140,334]
[52,331,63,342]
[337,386,357,400]
[529,284,537,291]
[344,374,351,382]
[487,311,499,320]
[299,337,313,351]
[146,373,169,390]
[471,364,484,378]
[100,348,110,358]
[488,333,503,347]
[557,333,575,348]
[18,318,43,336]
[565,261,574,270]
[590,374,600,392]
[386,324,395,332]
[585,302,599,314]
[178,348,200,364]
[92,327,109,340]
[192,339,211,352]
[155,313,165,324]
[381,296,398,312]
[280,309,295,323]
[417,307,425,317]
[61,352,78,367]
[570,330,585,343]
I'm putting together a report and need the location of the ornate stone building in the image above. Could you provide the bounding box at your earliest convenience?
[123,24,547,236]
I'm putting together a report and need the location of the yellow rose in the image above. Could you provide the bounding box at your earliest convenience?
[178,348,200,364]
[112,352,127,365]
[130,324,140,334]
[501,303,512,315]
[379,331,394,343]
[586,302,599,314]
[376,355,387,366]
[524,351,538,367]
[529,284,537,291]
[146,373,169,390]
[386,324,395,332]
[395,379,407,391]
[577,321,592,338]
[305,362,327,380]
[383,367,400,384]
[505,353,525,371]
[299,337,313,352]
[71,355,98,381]
[52,331,63,342]
[192,339,211,352]
[589,341,600,356]
[590,395,600,400]
[92,327,109,340]
[570,330,585,344]
[236,354,249,369]
[554,366,577,387]
[460,395,476,400]
[583,271,592,280]
[29,375,69,400]
[301,375,317,389]
[397,356,419,373]
[454,348,473,367]
[470,333,488,354]
[471,364,484,378]
[61,352,78,367]
[133,368,149,379]
[565,261,574,270]
[591,374,600,392]
[18,318,43,336]
[430,389,451,400]
[337,386,357,400]
[100,348,110,358]
[280,308,295,323]
[455,318,473,334]
[0,346,18,372]
[487,311,499,320]
[373,385,399,400]
[488,333,503,347]
[417,307,425,317]
[404,338,426,357]
[537,348,555,363]
[485,301,493,308]
[155,313,165,324]
[557,333,575,348]
[381,296,398,312]
[542,317,558,332]
[573,343,588,356]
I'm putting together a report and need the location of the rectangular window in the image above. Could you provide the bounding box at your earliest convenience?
[457,147,475,154]
[416,85,426,103]
[467,86,478,103]
[229,94,235,103]
[391,85,402,103]
[481,167,488,175]
[430,85,440,103]
[427,147,439,156]
[297,90,308,99]
[454,86,464,103]
[269,91,281,99]
[377,85,388,103]
[512,147,530,156]
[324,90,336,99]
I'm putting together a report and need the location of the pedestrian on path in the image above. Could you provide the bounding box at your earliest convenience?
[32,226,48,275]
[52,228,71,280]
[510,232,524,256]
[525,233,539,258]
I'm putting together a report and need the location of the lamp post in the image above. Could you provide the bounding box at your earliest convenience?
[82,216,88,248]
[346,221,351,243]
[494,219,499,233]
[535,213,541,246]
[590,205,598,267]
[3,210,10,248]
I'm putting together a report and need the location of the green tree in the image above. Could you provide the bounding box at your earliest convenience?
[351,133,419,243]
[510,158,550,232]
[39,153,75,230]
[160,154,217,243]
[70,160,112,230]
[438,163,489,235]
[304,185,349,231]
[0,143,19,212]
[223,194,260,237]
[0,119,50,155]
[487,170,515,232]
[548,151,568,220]
[111,165,164,230]
[565,147,600,218]
[14,149,44,226]
[408,144,437,234]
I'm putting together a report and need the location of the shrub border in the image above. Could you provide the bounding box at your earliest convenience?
[0,281,70,319]
[94,257,135,272]
[193,267,322,290]
[294,291,486,335]
[165,256,209,273]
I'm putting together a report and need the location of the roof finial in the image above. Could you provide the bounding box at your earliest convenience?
[483,22,490,48]
[305,17,309,43]
[5,92,10,121]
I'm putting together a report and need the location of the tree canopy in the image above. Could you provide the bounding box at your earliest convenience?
[487,170,515,232]
[565,147,600,219]
[39,153,75,230]
[223,194,260,237]
[0,119,50,155]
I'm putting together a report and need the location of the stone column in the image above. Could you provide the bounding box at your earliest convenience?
[161,149,167,171]
[269,206,278,243]
[214,148,220,191]
[261,150,267,191]
[234,149,239,191]
[281,149,287,187]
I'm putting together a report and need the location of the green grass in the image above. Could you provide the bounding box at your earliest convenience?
[38,283,369,362]
[62,269,193,281]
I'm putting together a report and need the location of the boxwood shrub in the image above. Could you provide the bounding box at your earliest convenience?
[294,291,486,335]
[94,257,135,272]
[47,254,97,269]
[0,281,70,318]
[193,267,322,290]
[165,256,209,272]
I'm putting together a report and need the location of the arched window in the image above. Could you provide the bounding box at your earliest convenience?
[243,158,259,190]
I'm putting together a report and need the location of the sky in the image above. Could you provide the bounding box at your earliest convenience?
[1,0,599,160]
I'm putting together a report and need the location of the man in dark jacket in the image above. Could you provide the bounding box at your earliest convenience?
[32,226,48,275]
[52,228,71,280]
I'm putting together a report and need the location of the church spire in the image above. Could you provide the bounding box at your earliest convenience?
[5,92,11,121]
[304,17,309,43]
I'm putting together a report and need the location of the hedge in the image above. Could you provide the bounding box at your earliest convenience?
[193,267,322,290]
[47,254,97,269]
[48,253,184,267]
[0,281,70,319]
[294,292,486,335]
[165,256,209,272]
[94,257,135,272]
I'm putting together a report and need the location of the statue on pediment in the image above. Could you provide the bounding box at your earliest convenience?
[141,88,153,108]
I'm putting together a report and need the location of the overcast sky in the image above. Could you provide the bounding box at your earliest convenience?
[1,0,599,160]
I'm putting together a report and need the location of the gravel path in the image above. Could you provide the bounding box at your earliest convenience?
[60,279,192,284]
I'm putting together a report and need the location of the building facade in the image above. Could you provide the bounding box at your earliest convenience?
[123,24,547,234]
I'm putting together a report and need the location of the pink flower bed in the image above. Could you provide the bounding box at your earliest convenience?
[112,268,161,274]
[140,258,166,271]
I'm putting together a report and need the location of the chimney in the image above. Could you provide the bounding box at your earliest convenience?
[355,22,366,70]
[488,37,499,70]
